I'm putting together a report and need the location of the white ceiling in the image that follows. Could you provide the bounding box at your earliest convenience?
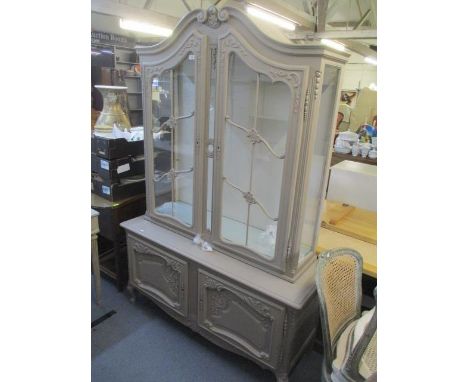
[91,0,377,63]
[101,0,376,27]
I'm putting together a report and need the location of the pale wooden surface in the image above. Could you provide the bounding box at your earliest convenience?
[321,201,377,245]
[316,228,377,278]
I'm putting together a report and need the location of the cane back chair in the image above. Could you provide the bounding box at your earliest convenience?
[316,248,377,382]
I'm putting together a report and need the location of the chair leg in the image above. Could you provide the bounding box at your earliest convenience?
[322,359,334,382]
[91,234,101,305]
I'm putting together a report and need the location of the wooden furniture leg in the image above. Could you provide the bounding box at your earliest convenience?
[91,232,101,305]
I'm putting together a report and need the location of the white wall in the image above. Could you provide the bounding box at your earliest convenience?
[341,63,377,91]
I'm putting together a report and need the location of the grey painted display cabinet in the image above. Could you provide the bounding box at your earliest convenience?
[121,5,348,381]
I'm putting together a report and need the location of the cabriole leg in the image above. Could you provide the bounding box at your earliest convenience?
[127,284,136,303]
[91,233,101,305]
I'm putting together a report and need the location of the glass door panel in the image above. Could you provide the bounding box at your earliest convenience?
[220,53,291,258]
[151,56,196,227]
[299,65,340,261]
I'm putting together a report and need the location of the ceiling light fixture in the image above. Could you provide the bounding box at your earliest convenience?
[364,56,377,66]
[246,4,297,31]
[119,19,172,37]
[320,39,346,52]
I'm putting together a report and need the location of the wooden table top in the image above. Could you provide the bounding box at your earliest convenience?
[316,228,377,278]
[316,201,377,278]
[91,192,145,209]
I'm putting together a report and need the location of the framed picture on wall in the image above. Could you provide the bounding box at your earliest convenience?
[340,90,358,108]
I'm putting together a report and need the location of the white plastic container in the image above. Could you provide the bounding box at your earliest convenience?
[327,160,377,211]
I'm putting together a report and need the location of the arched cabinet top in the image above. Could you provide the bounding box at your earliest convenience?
[136,5,349,63]
[141,31,205,77]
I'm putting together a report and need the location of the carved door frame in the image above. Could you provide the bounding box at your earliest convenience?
[209,28,310,275]
[292,59,345,275]
[141,30,208,238]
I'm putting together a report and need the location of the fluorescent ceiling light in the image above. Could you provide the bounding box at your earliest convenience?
[246,4,297,31]
[365,56,377,65]
[119,19,172,37]
[320,39,346,52]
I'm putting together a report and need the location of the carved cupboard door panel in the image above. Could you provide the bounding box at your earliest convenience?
[128,238,188,317]
[197,270,285,367]
[210,29,308,275]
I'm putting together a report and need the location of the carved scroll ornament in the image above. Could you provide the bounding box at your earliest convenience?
[202,276,274,330]
[197,6,229,28]
[133,242,184,296]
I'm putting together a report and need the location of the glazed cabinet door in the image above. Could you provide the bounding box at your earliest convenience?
[210,30,308,274]
[128,236,188,317]
[198,270,285,368]
[296,64,342,268]
[142,32,208,236]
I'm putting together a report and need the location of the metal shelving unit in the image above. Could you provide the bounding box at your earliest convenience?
[114,46,143,127]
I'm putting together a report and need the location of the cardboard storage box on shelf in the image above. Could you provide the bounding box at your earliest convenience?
[91,153,145,182]
[91,173,145,202]
[91,135,144,160]
[326,160,377,212]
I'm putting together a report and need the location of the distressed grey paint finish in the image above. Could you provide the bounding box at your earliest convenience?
[122,5,348,381]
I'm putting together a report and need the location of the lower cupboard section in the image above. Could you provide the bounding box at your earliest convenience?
[126,234,319,380]
[128,239,188,317]
[198,270,285,368]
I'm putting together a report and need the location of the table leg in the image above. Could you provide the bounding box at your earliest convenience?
[91,233,101,305]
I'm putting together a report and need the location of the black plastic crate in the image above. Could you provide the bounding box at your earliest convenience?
[92,174,145,202]
[91,153,145,182]
[91,135,144,160]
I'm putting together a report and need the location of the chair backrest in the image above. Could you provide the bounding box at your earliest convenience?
[343,295,377,381]
[361,331,377,376]
[316,248,363,373]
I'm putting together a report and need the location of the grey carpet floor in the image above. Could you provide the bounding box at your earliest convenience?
[92,277,323,382]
